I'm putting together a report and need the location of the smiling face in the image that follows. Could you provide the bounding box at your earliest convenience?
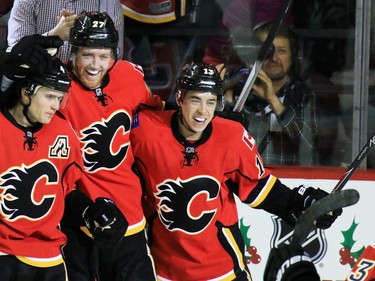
[71,47,114,89]
[176,91,217,140]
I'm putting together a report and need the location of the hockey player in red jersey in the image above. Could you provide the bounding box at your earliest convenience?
[0,57,125,281]
[59,11,163,281]
[130,62,342,281]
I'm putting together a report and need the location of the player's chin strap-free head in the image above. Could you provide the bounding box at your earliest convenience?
[22,57,71,125]
[69,10,119,60]
[176,62,225,112]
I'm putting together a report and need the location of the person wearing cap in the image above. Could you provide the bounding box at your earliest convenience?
[129,62,341,281]
[0,56,127,281]
[58,11,163,281]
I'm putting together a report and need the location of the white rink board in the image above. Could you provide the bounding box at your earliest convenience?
[236,179,375,281]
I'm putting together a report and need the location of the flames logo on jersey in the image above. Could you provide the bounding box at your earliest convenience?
[0,161,57,221]
[81,110,131,172]
[155,176,220,234]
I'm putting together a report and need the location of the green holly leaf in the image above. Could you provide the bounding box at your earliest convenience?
[239,217,251,248]
[341,219,358,250]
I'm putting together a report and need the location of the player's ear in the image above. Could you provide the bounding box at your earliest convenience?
[20,87,30,101]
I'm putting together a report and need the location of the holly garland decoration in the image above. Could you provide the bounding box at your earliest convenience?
[340,218,365,267]
[239,217,261,265]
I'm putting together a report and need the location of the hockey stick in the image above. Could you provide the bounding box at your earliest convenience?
[331,131,375,193]
[288,133,373,240]
[232,0,293,112]
[290,189,360,248]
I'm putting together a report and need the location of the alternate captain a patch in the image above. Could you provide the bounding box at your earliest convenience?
[49,136,70,158]
[242,129,255,151]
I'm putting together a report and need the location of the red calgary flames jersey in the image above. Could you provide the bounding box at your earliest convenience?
[0,110,82,266]
[131,110,277,280]
[60,60,162,235]
[346,244,375,281]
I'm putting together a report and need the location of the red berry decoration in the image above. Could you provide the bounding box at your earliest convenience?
[247,246,257,255]
[340,257,347,265]
[251,253,261,264]
[339,247,351,265]
[339,247,350,257]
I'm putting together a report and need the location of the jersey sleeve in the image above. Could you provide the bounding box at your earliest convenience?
[138,80,164,111]
[223,123,292,214]
[224,125,271,200]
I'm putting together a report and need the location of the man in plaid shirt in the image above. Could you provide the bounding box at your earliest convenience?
[241,21,318,166]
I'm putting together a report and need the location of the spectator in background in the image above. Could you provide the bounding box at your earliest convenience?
[7,0,124,62]
[240,21,318,165]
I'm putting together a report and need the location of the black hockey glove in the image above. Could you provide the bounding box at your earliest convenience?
[82,197,128,246]
[287,185,342,229]
[3,34,63,80]
[264,243,320,281]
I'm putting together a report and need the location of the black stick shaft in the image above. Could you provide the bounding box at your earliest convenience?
[331,131,375,193]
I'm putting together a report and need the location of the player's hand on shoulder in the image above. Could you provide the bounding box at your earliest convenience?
[264,243,320,281]
[82,197,128,246]
[287,185,342,229]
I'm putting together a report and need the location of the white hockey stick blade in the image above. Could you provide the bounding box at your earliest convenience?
[290,189,360,248]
